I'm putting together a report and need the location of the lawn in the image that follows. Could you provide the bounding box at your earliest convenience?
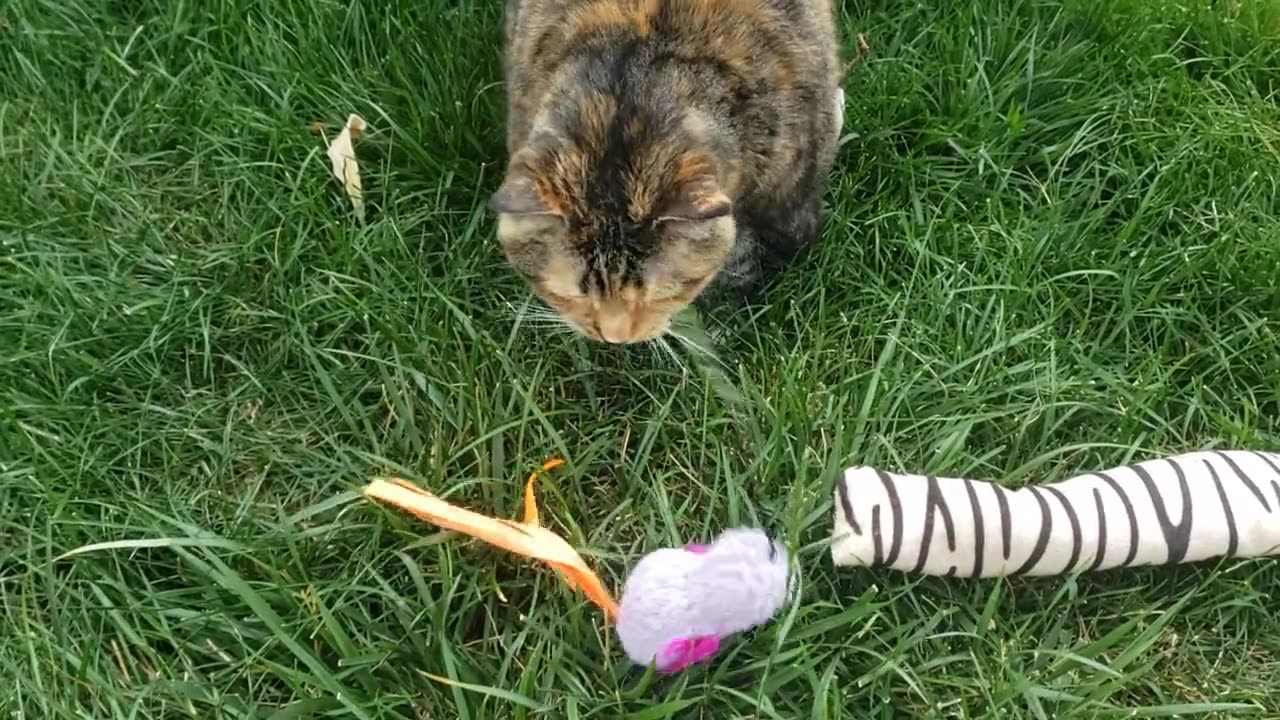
[3,0,1280,717]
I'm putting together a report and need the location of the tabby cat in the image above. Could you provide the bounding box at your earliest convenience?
[491,0,843,343]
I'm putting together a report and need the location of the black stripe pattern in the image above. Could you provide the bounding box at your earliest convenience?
[1044,486,1082,573]
[1205,459,1238,557]
[962,478,985,578]
[876,469,904,567]
[993,483,1012,561]
[1250,452,1280,508]
[1132,461,1194,564]
[910,476,956,575]
[837,472,861,535]
[1092,471,1141,566]
[1011,487,1053,575]
[1087,489,1108,571]
[1213,451,1272,513]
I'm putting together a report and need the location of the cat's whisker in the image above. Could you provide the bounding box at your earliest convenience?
[506,299,583,338]
[505,299,560,319]
[654,336,687,374]
[522,322,571,329]
[668,329,723,367]
[508,300,533,336]
[550,315,585,337]
[512,312,579,336]
[511,312,559,324]
[506,300,541,316]
[519,311,563,323]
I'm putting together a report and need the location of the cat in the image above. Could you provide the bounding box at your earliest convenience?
[491,0,843,344]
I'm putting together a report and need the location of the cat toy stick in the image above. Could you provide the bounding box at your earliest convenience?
[831,450,1280,577]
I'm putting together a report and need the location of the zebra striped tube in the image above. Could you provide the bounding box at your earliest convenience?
[831,450,1280,577]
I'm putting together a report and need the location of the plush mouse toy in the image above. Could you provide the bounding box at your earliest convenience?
[614,528,793,672]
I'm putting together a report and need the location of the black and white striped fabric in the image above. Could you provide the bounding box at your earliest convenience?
[831,451,1280,577]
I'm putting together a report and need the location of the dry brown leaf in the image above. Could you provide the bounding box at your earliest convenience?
[841,32,872,79]
[325,113,367,221]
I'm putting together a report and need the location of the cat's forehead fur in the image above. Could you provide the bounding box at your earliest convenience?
[512,60,725,293]
[529,70,714,225]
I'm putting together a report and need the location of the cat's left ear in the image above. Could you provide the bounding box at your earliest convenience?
[657,178,732,222]
[488,150,562,216]
[489,171,553,215]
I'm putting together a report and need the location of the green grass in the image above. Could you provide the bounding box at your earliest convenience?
[3,0,1280,716]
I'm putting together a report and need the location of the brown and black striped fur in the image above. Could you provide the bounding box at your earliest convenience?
[491,0,842,343]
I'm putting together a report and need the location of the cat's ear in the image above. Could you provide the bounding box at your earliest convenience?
[488,169,556,215]
[657,173,732,222]
[489,150,562,216]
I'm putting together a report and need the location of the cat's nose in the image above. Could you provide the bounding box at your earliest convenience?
[597,313,633,344]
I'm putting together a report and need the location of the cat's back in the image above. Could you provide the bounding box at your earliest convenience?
[504,0,837,79]
[502,0,840,150]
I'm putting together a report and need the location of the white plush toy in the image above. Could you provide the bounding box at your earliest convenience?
[832,450,1280,576]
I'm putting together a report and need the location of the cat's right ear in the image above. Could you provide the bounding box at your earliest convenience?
[657,177,732,223]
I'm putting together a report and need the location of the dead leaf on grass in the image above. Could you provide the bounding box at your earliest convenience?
[324,113,367,221]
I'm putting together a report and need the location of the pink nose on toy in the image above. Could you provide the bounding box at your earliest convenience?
[683,542,709,554]
[657,635,721,672]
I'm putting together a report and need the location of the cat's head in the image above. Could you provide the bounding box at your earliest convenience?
[489,94,735,344]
